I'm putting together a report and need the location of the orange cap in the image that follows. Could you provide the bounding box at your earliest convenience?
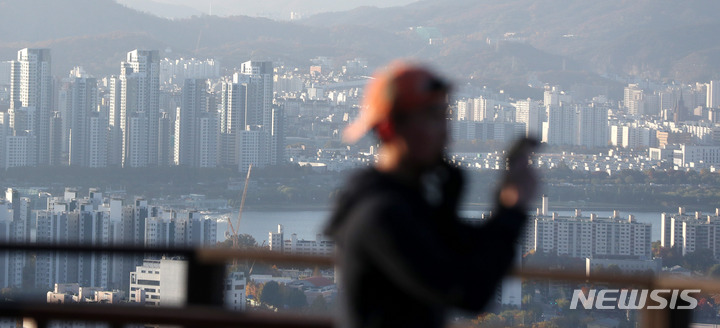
[343,61,450,143]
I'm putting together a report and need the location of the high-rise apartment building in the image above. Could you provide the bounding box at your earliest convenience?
[87,111,108,168]
[624,84,644,115]
[35,209,111,290]
[661,208,720,260]
[514,99,543,139]
[144,210,217,248]
[708,80,720,109]
[524,209,652,260]
[175,79,214,167]
[107,76,123,167]
[119,50,160,167]
[575,104,609,148]
[219,80,244,166]
[456,97,492,122]
[0,188,30,288]
[9,48,52,166]
[219,61,282,171]
[158,111,173,166]
[63,76,99,167]
[543,104,576,146]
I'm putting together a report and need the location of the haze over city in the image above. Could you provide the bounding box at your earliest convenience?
[116,0,419,19]
[0,1,718,327]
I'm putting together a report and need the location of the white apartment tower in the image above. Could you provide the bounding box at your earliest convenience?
[66,76,99,167]
[624,84,644,115]
[119,50,160,167]
[708,80,720,109]
[575,104,608,148]
[219,80,244,166]
[661,208,720,260]
[220,61,281,171]
[472,96,492,122]
[456,99,471,121]
[175,79,216,167]
[514,99,543,139]
[145,210,217,248]
[0,200,16,288]
[456,97,491,122]
[34,209,111,290]
[543,105,576,146]
[525,210,652,260]
[269,224,284,253]
[107,76,123,166]
[197,111,219,168]
[87,111,108,168]
[239,61,273,128]
[9,48,52,165]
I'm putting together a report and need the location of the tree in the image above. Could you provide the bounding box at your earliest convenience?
[657,246,683,267]
[472,313,505,328]
[246,281,263,300]
[217,234,258,250]
[286,288,308,310]
[709,263,720,278]
[556,298,569,310]
[651,241,661,257]
[309,294,328,313]
[522,294,532,305]
[260,281,282,308]
[236,233,258,249]
[0,288,15,301]
[605,264,623,277]
[683,248,715,272]
[533,320,560,328]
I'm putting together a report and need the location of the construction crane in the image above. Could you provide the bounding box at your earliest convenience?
[226,164,252,259]
[248,240,266,276]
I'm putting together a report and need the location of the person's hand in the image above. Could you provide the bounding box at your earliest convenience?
[498,138,539,209]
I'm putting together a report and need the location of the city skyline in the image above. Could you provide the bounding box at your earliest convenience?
[1,1,720,326]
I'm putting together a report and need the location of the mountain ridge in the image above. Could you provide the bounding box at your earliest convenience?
[1,0,716,88]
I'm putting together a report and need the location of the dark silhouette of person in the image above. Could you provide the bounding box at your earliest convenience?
[325,62,538,328]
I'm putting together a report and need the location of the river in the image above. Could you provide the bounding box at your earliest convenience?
[209,209,666,244]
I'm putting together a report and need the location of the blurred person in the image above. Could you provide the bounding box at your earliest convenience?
[325,61,538,328]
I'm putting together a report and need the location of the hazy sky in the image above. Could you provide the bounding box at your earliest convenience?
[117,0,417,20]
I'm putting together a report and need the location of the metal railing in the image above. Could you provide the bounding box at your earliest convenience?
[0,243,713,328]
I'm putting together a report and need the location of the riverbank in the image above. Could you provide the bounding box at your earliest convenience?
[239,201,696,214]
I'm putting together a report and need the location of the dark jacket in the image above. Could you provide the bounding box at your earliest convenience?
[325,163,528,328]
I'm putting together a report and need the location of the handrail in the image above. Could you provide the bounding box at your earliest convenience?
[195,248,336,266]
[0,303,333,328]
[5,243,718,292]
[5,243,718,291]
[516,267,720,293]
[0,243,713,328]
[0,243,335,265]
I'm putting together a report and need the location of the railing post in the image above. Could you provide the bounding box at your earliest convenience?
[667,296,693,328]
[640,295,692,328]
[640,308,668,328]
[185,251,226,307]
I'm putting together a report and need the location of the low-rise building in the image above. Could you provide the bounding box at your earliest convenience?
[225,271,247,311]
[585,257,662,276]
[269,224,334,256]
[46,283,124,304]
[129,258,187,306]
